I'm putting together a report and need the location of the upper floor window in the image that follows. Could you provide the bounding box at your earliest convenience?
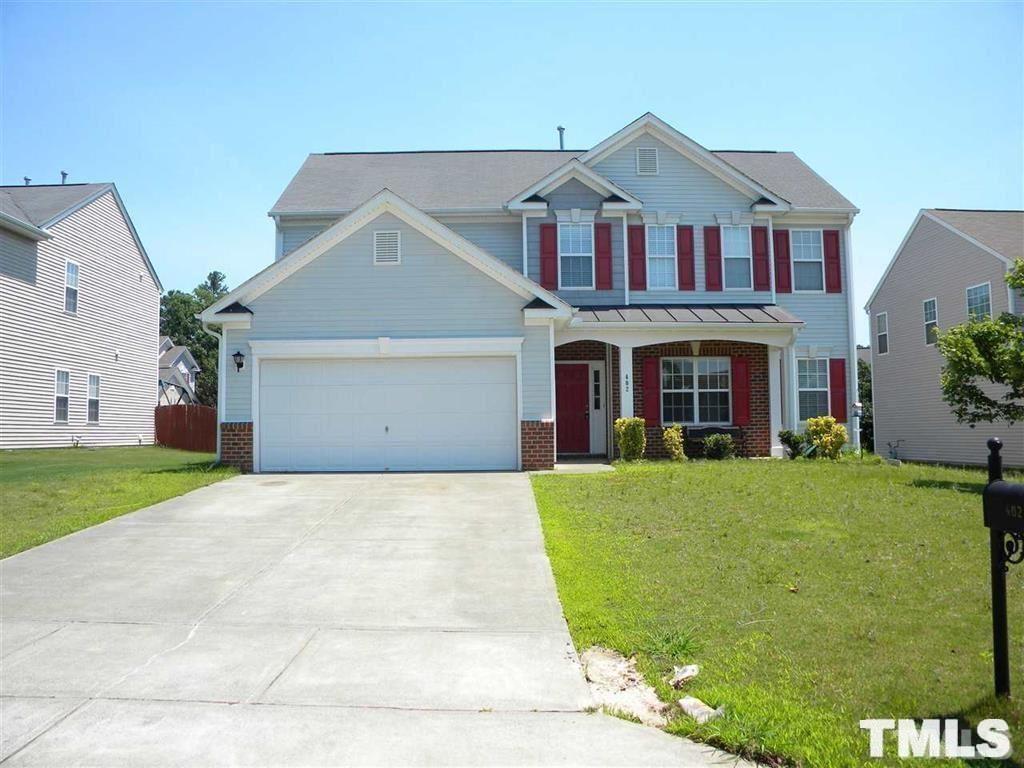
[923,298,938,345]
[558,223,594,289]
[876,312,889,355]
[721,225,752,290]
[797,358,830,420]
[87,374,101,423]
[373,231,401,265]
[791,230,824,292]
[54,369,70,422]
[967,282,991,320]
[646,225,676,290]
[661,357,731,425]
[64,261,79,313]
[635,147,659,175]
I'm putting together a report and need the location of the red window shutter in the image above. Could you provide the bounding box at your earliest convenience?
[731,356,751,426]
[824,230,842,293]
[773,230,792,293]
[829,358,847,422]
[752,226,770,291]
[642,356,660,426]
[628,225,647,291]
[595,222,613,290]
[703,226,722,291]
[676,226,695,290]
[539,223,557,290]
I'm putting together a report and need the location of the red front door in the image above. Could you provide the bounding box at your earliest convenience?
[556,364,590,454]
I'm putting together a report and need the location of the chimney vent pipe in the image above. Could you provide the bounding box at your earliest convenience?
[557,126,565,150]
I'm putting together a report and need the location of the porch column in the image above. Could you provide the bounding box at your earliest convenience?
[783,344,798,431]
[768,346,784,457]
[619,345,634,418]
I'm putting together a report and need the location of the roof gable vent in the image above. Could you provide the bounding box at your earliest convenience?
[373,230,401,265]
[636,147,659,176]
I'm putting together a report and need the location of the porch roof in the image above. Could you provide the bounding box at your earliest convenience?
[573,304,802,325]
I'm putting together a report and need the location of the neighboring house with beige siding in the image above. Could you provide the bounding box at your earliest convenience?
[866,209,1023,467]
[0,183,162,449]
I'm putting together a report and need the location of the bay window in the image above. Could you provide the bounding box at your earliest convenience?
[558,223,594,289]
[797,358,830,420]
[661,357,731,425]
[721,225,752,290]
[646,225,676,290]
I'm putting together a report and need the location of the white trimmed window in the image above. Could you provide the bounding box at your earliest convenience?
[797,358,830,420]
[64,261,79,313]
[373,231,401,265]
[967,282,991,320]
[661,357,731,425]
[646,225,676,290]
[635,147,659,175]
[54,369,70,422]
[876,312,889,355]
[923,298,938,345]
[721,225,752,290]
[791,230,824,292]
[87,374,101,423]
[558,222,594,289]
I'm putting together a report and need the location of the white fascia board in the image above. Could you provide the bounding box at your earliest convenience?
[557,324,800,348]
[0,211,51,241]
[506,201,549,213]
[248,336,524,359]
[506,159,643,208]
[203,189,572,322]
[578,113,789,208]
[270,206,507,219]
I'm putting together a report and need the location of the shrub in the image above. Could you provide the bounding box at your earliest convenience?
[806,416,848,460]
[778,429,806,460]
[662,425,687,461]
[702,432,736,460]
[614,417,647,461]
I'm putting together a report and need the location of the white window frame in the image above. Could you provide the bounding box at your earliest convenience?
[720,225,753,291]
[876,312,889,356]
[87,373,101,423]
[923,297,938,346]
[797,357,831,421]
[660,356,732,426]
[645,224,677,291]
[372,230,401,265]
[790,228,826,294]
[966,281,992,320]
[557,221,595,291]
[64,259,79,313]
[635,147,659,176]
[54,368,70,423]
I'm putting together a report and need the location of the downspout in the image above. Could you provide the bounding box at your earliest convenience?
[200,320,223,462]
[842,217,861,450]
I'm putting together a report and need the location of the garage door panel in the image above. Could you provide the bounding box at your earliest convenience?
[259,357,517,472]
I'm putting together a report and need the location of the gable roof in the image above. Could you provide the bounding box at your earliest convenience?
[159,345,199,371]
[206,189,573,321]
[865,208,1023,310]
[507,159,642,209]
[714,151,857,212]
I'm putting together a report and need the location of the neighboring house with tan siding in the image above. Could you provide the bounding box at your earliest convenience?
[0,183,162,449]
[866,209,1023,467]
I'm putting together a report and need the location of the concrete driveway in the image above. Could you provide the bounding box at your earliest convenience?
[1,473,737,766]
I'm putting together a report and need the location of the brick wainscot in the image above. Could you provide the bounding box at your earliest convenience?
[220,422,253,472]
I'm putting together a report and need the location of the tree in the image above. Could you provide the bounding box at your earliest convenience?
[159,271,229,407]
[857,358,874,452]
[937,259,1024,426]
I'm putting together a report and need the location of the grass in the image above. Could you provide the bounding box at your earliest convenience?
[1,446,237,558]
[532,458,1023,767]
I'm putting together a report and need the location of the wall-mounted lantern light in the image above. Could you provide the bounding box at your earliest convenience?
[232,350,245,372]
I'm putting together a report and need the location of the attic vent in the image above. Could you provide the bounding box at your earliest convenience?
[636,147,659,176]
[373,231,401,265]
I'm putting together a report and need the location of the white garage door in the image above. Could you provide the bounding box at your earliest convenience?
[258,357,518,472]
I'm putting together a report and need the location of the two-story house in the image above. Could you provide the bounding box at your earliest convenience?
[866,209,1023,467]
[200,113,859,472]
[158,336,201,405]
[0,182,162,449]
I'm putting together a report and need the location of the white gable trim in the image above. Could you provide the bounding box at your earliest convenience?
[202,189,572,320]
[507,159,643,210]
[579,113,790,210]
[864,209,1013,310]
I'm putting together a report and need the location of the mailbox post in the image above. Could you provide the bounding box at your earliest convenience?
[982,437,1024,698]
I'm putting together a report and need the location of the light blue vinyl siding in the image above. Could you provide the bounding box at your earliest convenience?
[775,228,850,352]
[445,220,522,273]
[226,212,550,422]
[280,223,330,258]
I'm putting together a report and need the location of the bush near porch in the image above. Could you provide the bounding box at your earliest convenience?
[532,459,1022,767]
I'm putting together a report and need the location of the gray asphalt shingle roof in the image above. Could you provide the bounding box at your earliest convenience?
[270,148,855,215]
[926,209,1024,262]
[0,184,111,227]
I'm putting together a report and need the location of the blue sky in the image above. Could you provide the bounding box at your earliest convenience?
[3,1,1021,343]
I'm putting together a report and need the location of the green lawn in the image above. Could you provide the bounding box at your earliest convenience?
[1,446,236,558]
[533,459,1023,767]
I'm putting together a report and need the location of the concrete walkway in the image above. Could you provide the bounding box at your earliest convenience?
[1,473,740,766]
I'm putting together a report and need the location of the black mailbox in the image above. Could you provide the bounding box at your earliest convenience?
[984,481,1024,535]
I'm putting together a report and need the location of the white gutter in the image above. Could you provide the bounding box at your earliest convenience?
[0,211,51,241]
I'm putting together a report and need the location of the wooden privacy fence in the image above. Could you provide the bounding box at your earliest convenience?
[155,404,217,453]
